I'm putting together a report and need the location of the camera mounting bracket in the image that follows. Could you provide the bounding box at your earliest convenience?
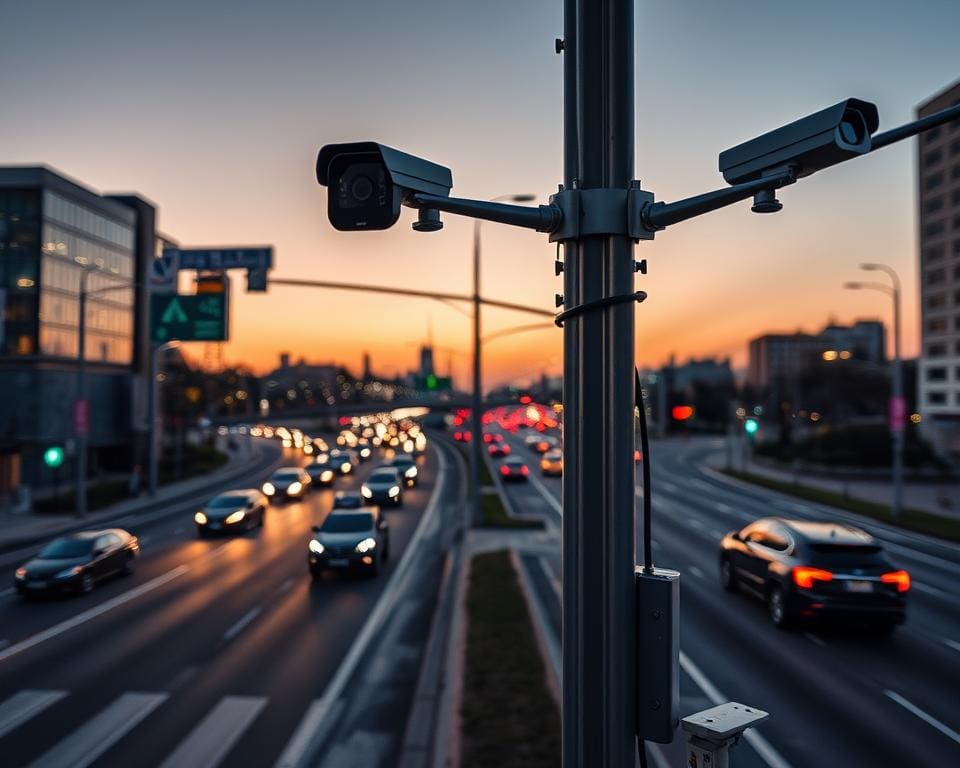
[548,183,657,243]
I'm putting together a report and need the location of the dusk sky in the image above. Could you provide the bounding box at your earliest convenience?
[2,0,958,387]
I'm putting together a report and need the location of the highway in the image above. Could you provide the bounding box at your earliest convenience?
[492,431,960,768]
[0,435,459,768]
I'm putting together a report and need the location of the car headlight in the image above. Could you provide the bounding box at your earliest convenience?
[15,567,26,579]
[262,482,276,495]
[388,486,400,497]
[404,467,418,478]
[317,455,328,464]
[288,481,303,494]
[361,486,373,498]
[321,470,334,482]
[225,510,246,524]
[195,511,208,525]
[54,566,83,580]
[361,448,371,458]
[355,537,377,554]
[341,462,351,473]
[309,540,325,555]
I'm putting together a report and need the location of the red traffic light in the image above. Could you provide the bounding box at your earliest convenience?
[672,405,694,421]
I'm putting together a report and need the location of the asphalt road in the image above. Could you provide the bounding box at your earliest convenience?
[0,437,448,768]
[491,431,960,768]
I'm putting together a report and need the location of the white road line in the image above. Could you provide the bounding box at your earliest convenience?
[30,692,168,768]
[688,566,705,579]
[661,480,679,493]
[679,651,793,768]
[526,469,562,515]
[0,587,15,597]
[884,690,960,746]
[0,565,188,665]
[277,577,295,594]
[804,632,826,648]
[223,606,262,642]
[0,689,68,740]
[709,528,724,539]
[274,700,327,768]
[913,582,951,598]
[159,696,267,768]
[943,638,960,654]
[540,556,562,602]
[687,517,705,530]
[715,502,733,513]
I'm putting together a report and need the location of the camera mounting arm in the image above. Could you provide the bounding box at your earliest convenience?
[870,102,960,151]
[410,192,562,233]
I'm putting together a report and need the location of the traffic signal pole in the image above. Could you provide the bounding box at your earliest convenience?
[561,1,637,764]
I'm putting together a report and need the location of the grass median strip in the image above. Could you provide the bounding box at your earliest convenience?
[461,550,560,768]
[721,468,960,543]
[456,443,542,528]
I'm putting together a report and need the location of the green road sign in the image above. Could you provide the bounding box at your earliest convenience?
[44,446,64,468]
[150,293,228,344]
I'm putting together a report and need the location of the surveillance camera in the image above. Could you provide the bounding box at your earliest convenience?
[718,98,879,186]
[316,142,453,231]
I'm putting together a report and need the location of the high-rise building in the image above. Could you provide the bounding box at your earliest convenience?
[917,79,960,455]
[0,166,157,496]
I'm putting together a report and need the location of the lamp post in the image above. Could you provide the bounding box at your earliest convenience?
[471,193,535,526]
[147,340,181,496]
[844,261,903,519]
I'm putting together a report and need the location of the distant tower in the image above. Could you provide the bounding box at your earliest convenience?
[280,352,290,370]
[420,344,435,379]
[362,351,372,380]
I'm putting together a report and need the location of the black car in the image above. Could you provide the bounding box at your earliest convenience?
[195,490,267,536]
[718,518,910,631]
[15,529,139,597]
[386,453,419,487]
[262,467,311,502]
[305,461,337,488]
[499,456,530,481]
[361,467,404,506]
[308,508,390,577]
[332,491,370,510]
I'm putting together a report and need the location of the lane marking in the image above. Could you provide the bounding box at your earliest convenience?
[0,689,68,740]
[0,587,15,597]
[223,606,262,643]
[0,565,189,665]
[159,695,267,768]
[688,566,705,580]
[687,517,705,530]
[679,651,793,768]
[943,638,960,654]
[540,556,562,602]
[661,480,679,493]
[525,469,562,516]
[274,700,326,768]
[715,502,733,513]
[804,632,826,648]
[276,577,295,595]
[31,692,168,768]
[913,582,951,598]
[709,528,724,539]
[884,690,960,746]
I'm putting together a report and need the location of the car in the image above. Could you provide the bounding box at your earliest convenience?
[354,441,374,461]
[718,518,910,631]
[483,432,504,445]
[331,490,371,510]
[195,490,267,536]
[488,442,511,458]
[452,430,472,442]
[309,507,390,577]
[361,467,404,506]
[14,529,139,597]
[523,433,541,449]
[533,435,560,454]
[305,461,337,487]
[386,454,419,487]
[500,456,530,481]
[262,467,311,502]
[540,449,563,476]
[328,448,359,475]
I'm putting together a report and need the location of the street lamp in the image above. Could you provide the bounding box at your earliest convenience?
[843,262,903,518]
[148,340,181,496]
[471,193,535,526]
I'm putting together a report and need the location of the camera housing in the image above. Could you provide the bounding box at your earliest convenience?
[719,98,879,186]
[316,142,453,231]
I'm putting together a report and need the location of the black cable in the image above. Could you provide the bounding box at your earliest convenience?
[554,290,647,327]
[637,737,650,768]
[635,367,653,573]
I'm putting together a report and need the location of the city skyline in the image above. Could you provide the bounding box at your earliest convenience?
[2,1,957,387]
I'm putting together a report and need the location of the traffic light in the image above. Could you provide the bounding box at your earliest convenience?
[44,446,65,468]
[672,405,694,421]
[744,418,759,436]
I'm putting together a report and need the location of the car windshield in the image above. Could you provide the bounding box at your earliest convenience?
[368,472,396,483]
[321,513,373,533]
[39,538,95,559]
[208,495,249,508]
[273,470,301,480]
[392,456,414,466]
[334,496,362,508]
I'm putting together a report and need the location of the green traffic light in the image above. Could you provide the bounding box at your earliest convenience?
[744,418,759,435]
[44,446,65,468]
[426,373,438,391]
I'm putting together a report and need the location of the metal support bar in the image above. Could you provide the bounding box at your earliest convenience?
[410,193,561,232]
[870,103,960,151]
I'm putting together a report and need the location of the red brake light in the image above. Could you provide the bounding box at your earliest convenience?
[520,465,529,475]
[792,566,833,589]
[881,570,910,592]
[503,445,511,454]
[500,466,510,475]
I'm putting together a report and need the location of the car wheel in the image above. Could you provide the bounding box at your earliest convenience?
[768,585,791,629]
[719,557,737,593]
[80,573,95,594]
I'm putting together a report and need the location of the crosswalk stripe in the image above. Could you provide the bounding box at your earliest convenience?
[0,690,68,741]
[29,692,168,768]
[274,700,327,768]
[159,695,267,768]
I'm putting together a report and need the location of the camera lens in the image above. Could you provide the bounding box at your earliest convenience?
[350,175,374,203]
[838,112,865,145]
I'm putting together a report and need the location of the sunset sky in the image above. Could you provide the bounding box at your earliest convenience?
[2,0,958,388]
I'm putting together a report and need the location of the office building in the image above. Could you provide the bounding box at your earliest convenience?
[0,166,157,499]
[916,79,960,455]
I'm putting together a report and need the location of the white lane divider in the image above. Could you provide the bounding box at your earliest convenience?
[0,689,67,740]
[160,695,267,768]
[688,566,705,580]
[884,689,960,746]
[679,651,793,768]
[943,638,960,654]
[715,502,733,513]
[30,692,169,768]
[223,606,262,643]
[0,565,188,665]
[275,700,327,768]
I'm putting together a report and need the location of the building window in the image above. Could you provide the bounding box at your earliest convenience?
[927,268,946,285]
[954,264,960,280]
[925,244,945,262]
[925,126,941,143]
[954,214,960,231]
[926,367,947,381]
[925,196,944,214]
[954,239,960,255]
[955,315,960,331]
[953,189,960,205]
[927,392,947,405]
[924,220,944,238]
[926,292,947,309]
[928,318,948,334]
[925,149,943,167]
[928,342,946,357]
[926,172,944,190]
[952,164,960,180]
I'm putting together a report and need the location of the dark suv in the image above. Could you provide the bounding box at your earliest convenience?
[718,518,909,631]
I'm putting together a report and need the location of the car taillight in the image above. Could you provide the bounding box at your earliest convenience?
[520,465,529,475]
[881,570,910,592]
[500,466,510,475]
[792,566,833,589]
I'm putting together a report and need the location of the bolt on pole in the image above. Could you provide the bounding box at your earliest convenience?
[561,1,638,765]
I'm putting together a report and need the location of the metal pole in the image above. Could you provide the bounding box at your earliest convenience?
[75,271,89,518]
[471,221,483,527]
[562,1,636,765]
[892,283,903,519]
[148,344,159,496]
